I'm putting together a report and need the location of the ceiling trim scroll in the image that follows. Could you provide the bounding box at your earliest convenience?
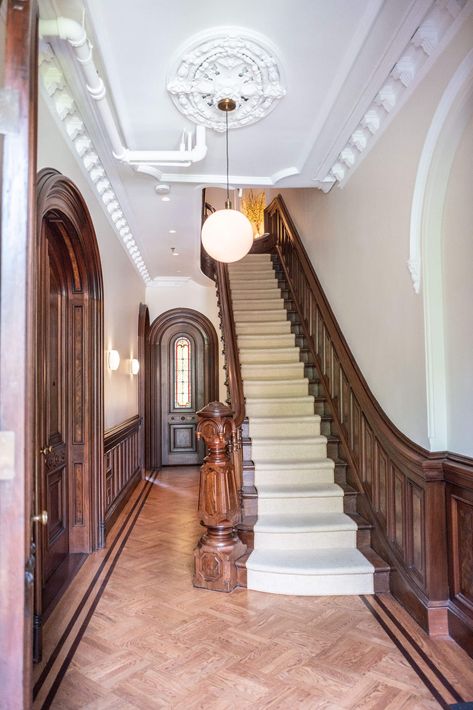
[167,27,286,132]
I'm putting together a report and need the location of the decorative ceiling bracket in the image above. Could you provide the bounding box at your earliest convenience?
[167,27,286,131]
[314,0,469,191]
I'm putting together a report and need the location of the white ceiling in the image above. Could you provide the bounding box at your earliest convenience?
[38,0,460,282]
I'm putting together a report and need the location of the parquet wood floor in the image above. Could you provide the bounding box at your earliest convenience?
[34,467,473,709]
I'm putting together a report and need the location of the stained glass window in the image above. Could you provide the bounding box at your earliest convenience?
[174,337,191,408]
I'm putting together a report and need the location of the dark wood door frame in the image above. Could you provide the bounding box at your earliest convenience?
[147,308,218,469]
[34,168,104,657]
[0,1,38,706]
[138,303,150,472]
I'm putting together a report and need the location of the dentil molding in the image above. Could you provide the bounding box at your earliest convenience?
[167,27,286,132]
[315,0,469,192]
[38,42,151,284]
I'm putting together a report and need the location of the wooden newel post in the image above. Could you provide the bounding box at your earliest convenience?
[193,401,246,592]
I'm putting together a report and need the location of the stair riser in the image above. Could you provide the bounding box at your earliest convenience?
[238,335,295,349]
[229,262,273,271]
[236,322,291,336]
[230,279,277,290]
[244,381,309,398]
[254,529,356,550]
[246,399,314,417]
[234,311,287,323]
[252,440,327,461]
[232,300,285,311]
[250,419,321,438]
[230,276,276,286]
[254,467,335,486]
[258,496,344,515]
[240,349,300,364]
[242,363,305,380]
[232,289,281,300]
[247,570,374,595]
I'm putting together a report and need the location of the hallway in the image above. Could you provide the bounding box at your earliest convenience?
[33,468,473,709]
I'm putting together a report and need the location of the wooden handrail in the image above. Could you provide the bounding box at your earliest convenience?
[215,261,246,428]
[265,194,473,638]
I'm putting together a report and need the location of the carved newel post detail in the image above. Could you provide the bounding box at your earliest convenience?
[193,402,246,592]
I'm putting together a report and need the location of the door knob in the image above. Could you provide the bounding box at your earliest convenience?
[32,510,48,526]
[40,446,52,456]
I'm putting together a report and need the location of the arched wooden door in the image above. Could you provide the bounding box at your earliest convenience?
[34,168,104,658]
[148,309,218,469]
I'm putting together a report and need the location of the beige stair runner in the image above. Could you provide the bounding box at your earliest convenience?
[228,253,374,595]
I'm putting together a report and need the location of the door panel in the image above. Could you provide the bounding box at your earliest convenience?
[161,324,205,465]
[41,244,69,584]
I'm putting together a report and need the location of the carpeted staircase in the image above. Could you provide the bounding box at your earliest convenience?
[228,252,375,595]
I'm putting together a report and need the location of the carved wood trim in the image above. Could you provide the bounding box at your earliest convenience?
[193,402,246,592]
[138,303,150,472]
[34,168,104,659]
[266,194,473,642]
[147,308,218,469]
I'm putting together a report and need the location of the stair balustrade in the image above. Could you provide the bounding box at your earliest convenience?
[265,194,467,635]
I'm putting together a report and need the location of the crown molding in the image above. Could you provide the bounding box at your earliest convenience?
[313,0,471,191]
[39,42,152,283]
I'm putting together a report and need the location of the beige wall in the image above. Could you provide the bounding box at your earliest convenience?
[146,279,226,402]
[443,116,473,456]
[38,96,145,430]
[275,17,473,450]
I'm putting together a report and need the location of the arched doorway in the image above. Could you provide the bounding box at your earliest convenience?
[34,168,104,657]
[148,309,218,469]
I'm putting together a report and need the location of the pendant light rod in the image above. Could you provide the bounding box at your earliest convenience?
[217,98,236,209]
[226,109,230,206]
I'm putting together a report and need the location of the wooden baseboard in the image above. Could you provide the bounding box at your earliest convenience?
[448,602,473,657]
[105,467,142,537]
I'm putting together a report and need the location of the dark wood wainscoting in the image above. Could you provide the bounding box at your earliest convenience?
[445,455,473,655]
[104,415,143,536]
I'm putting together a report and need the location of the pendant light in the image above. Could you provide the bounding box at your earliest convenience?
[201,99,253,263]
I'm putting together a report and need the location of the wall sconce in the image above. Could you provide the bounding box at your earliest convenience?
[108,349,120,371]
[129,358,140,375]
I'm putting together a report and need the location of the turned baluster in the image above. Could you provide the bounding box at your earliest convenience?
[193,401,246,592]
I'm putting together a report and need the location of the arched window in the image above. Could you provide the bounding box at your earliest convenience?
[174,336,192,408]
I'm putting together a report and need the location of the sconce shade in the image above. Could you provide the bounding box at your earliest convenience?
[130,358,140,375]
[108,349,120,371]
[201,208,253,263]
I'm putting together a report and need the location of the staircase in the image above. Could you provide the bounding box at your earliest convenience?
[228,253,376,595]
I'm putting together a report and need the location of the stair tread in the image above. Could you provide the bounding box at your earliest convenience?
[249,415,321,423]
[246,395,314,402]
[244,378,308,384]
[247,548,374,574]
[255,458,334,469]
[252,435,326,443]
[255,512,357,532]
[257,483,343,498]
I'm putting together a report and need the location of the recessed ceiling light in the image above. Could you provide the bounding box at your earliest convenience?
[161,196,171,202]
[169,229,176,234]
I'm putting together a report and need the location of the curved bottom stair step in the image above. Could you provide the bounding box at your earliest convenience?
[246,548,375,596]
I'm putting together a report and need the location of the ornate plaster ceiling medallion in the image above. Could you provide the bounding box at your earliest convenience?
[167,28,286,131]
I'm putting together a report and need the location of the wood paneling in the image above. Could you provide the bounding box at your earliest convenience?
[265,195,473,647]
[104,416,142,536]
[445,457,473,655]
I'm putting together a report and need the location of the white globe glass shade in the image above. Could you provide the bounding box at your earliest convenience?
[201,208,253,263]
